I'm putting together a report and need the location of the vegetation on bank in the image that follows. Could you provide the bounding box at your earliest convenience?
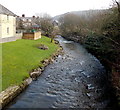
[58,1,120,106]
[59,6,120,66]
[1,36,59,91]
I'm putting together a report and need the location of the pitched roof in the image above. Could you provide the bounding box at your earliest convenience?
[0,4,16,16]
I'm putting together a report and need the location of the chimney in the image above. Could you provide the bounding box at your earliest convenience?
[32,16,35,18]
[22,14,25,17]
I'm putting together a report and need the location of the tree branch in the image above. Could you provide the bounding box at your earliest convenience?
[115,0,120,15]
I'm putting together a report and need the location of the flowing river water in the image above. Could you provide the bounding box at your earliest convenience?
[6,36,112,109]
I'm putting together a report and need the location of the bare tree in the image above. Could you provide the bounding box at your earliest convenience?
[35,13,54,37]
[16,18,24,30]
[113,0,120,15]
[115,0,120,11]
[59,13,82,39]
[50,26,60,43]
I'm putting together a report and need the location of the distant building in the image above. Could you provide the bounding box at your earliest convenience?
[0,4,16,43]
[52,20,59,26]
[16,15,40,32]
[16,15,41,40]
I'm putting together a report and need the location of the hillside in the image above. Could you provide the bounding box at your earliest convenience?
[53,9,109,21]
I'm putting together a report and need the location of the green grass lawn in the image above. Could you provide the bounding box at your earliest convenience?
[1,36,59,91]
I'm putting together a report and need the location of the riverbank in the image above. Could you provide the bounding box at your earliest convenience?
[58,5,120,107]
[83,44,120,109]
[2,36,59,91]
[6,36,111,109]
[0,36,63,109]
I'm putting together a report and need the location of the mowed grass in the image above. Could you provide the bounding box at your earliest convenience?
[1,36,59,91]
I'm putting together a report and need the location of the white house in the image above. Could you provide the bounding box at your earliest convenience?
[0,4,16,43]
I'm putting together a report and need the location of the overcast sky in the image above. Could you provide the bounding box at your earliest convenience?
[0,0,113,17]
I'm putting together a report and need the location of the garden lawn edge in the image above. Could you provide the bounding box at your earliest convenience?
[0,45,64,109]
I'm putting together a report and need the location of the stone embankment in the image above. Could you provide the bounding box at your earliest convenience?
[0,41,63,109]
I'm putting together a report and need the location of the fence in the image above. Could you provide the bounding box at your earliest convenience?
[22,31,41,40]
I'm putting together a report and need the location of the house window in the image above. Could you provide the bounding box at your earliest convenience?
[7,15,9,21]
[7,27,9,34]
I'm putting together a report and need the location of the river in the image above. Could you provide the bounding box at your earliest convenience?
[6,36,111,109]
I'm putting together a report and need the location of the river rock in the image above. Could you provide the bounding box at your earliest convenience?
[37,68,42,72]
[54,40,59,44]
[25,78,32,84]
[49,58,54,64]
[87,84,95,90]
[42,59,50,66]
[29,72,41,81]
[40,67,44,72]
[86,93,91,98]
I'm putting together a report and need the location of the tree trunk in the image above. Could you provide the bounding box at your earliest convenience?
[115,0,120,16]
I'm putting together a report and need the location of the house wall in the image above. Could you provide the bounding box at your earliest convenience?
[0,22,2,38]
[0,14,16,38]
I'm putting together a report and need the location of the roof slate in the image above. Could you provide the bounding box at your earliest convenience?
[0,4,16,16]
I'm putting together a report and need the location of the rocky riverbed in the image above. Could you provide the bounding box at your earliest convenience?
[6,36,112,109]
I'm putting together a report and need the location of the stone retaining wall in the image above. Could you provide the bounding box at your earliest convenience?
[0,44,64,109]
[16,33,23,39]
[0,78,32,109]
[0,33,22,43]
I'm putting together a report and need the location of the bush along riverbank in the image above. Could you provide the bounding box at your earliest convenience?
[58,3,120,108]
[83,35,120,109]
[0,36,64,109]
